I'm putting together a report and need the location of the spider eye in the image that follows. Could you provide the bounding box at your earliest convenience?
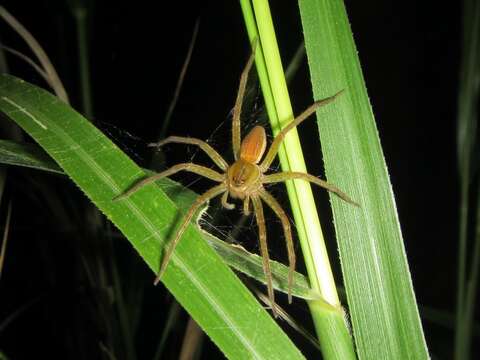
[235,176,245,185]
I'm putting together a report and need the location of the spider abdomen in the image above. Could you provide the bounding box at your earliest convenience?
[239,126,266,164]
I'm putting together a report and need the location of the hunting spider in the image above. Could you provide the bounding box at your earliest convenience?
[116,50,357,317]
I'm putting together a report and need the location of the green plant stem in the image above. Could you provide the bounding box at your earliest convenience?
[241,0,338,308]
[240,1,355,358]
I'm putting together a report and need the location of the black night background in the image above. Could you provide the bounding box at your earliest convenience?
[0,1,475,359]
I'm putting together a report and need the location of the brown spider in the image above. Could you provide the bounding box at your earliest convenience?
[115,50,357,317]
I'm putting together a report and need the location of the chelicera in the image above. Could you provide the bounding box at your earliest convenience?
[116,49,357,317]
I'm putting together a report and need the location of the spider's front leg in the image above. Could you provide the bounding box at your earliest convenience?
[221,191,235,210]
[113,163,224,201]
[232,40,257,159]
[243,196,251,216]
[263,171,359,206]
[260,90,344,171]
[113,163,228,284]
[149,136,228,171]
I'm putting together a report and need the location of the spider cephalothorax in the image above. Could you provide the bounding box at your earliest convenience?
[115,48,357,317]
[226,126,266,200]
[226,159,262,199]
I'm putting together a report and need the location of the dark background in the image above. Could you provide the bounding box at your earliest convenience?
[0,0,467,359]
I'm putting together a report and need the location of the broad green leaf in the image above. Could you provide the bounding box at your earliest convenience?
[298,0,429,358]
[0,74,304,359]
[0,138,318,300]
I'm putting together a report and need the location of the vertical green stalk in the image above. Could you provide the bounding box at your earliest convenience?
[247,0,339,305]
[239,1,356,358]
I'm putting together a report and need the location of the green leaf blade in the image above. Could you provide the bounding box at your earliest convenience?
[0,74,304,360]
[298,0,429,358]
[0,138,320,300]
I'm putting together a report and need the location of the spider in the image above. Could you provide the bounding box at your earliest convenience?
[115,49,357,317]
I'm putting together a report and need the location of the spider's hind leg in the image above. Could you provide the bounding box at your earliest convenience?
[259,189,295,304]
[251,195,279,318]
[154,183,227,283]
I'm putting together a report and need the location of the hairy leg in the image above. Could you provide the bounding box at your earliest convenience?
[232,42,257,160]
[259,189,295,303]
[155,183,227,283]
[221,191,235,210]
[243,196,251,216]
[251,195,278,318]
[114,163,225,201]
[263,171,358,206]
[149,136,228,171]
[260,90,343,171]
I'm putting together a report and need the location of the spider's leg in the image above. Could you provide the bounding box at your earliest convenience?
[259,189,295,304]
[114,163,225,201]
[155,183,227,283]
[243,196,251,216]
[232,41,257,160]
[221,191,235,210]
[251,195,279,318]
[260,90,343,171]
[263,171,359,206]
[149,136,228,171]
